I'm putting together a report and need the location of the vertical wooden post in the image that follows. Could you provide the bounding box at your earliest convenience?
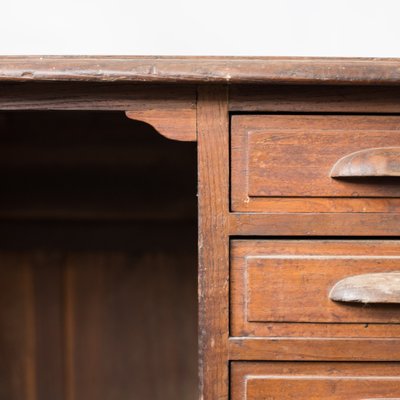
[197,85,230,400]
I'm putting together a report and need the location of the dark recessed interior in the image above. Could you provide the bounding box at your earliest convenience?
[0,111,198,400]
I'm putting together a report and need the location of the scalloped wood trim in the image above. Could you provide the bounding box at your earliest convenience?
[125,108,196,142]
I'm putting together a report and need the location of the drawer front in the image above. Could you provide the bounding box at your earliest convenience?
[231,115,400,212]
[231,362,400,400]
[231,240,400,338]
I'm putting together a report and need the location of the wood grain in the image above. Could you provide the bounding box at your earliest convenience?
[231,115,400,213]
[0,83,196,110]
[229,213,400,236]
[4,65,400,400]
[229,85,400,112]
[197,86,230,400]
[126,108,196,142]
[231,240,400,338]
[0,224,198,400]
[231,362,400,400]
[1,57,400,85]
[0,255,36,400]
[65,250,197,400]
[229,338,400,361]
[0,253,64,400]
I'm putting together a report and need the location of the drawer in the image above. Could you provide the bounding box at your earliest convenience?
[231,240,400,338]
[231,115,400,212]
[231,362,400,400]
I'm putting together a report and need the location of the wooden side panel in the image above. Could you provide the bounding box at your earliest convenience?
[231,362,400,400]
[198,86,230,400]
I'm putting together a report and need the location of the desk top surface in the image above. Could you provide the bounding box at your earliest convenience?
[0,56,400,85]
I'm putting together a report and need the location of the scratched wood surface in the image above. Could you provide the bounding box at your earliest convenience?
[228,212,400,236]
[0,83,196,110]
[229,85,400,112]
[0,83,197,141]
[229,337,400,361]
[231,114,400,213]
[197,86,230,400]
[1,57,400,85]
[231,240,400,339]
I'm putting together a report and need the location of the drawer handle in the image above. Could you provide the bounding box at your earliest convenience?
[330,147,400,178]
[329,272,400,304]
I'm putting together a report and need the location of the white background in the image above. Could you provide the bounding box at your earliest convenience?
[1,0,400,56]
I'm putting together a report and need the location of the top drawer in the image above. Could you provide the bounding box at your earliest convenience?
[231,115,400,212]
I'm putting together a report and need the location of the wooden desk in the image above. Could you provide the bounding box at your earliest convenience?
[2,57,400,399]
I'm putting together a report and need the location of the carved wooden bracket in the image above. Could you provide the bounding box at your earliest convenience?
[124,85,197,142]
[125,108,196,142]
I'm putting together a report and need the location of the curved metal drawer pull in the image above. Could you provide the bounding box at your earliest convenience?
[330,147,400,178]
[329,272,400,304]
